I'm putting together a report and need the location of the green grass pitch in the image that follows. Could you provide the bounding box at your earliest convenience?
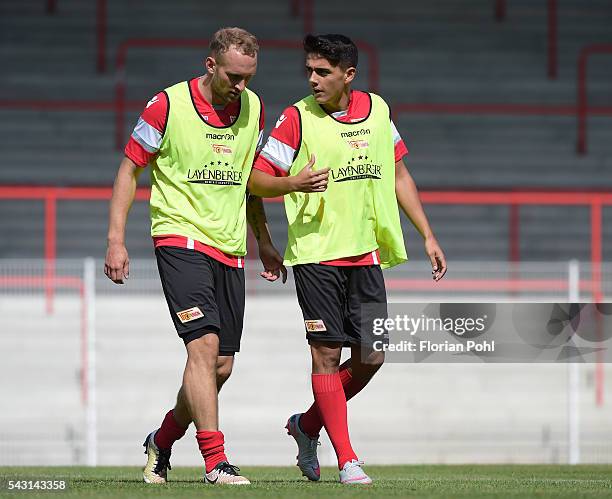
[1,465,611,498]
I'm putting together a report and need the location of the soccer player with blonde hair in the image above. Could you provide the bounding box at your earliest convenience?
[105,27,320,485]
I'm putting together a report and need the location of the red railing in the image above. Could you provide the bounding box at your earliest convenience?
[392,81,612,156]
[113,38,379,149]
[495,0,506,21]
[494,0,557,79]
[1,186,609,300]
[43,0,107,73]
[291,0,557,79]
[392,102,612,117]
[289,0,314,35]
[0,275,89,404]
[0,186,609,404]
[48,0,558,79]
[418,190,608,304]
[577,44,612,155]
[391,102,612,166]
[0,186,149,314]
[96,0,107,73]
[547,0,558,79]
[290,0,300,17]
[0,40,609,153]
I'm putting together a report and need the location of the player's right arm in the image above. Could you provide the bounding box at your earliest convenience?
[248,154,328,197]
[247,106,329,197]
[105,157,144,284]
[105,92,166,284]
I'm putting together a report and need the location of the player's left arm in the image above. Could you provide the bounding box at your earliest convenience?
[395,159,447,281]
[245,99,286,283]
[246,194,287,283]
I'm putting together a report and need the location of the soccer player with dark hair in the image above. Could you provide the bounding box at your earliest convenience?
[104,27,315,486]
[248,33,447,484]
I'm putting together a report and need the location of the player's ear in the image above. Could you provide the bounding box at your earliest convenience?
[205,56,216,75]
[344,67,356,84]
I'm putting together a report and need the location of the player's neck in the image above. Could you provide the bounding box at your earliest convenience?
[198,75,226,107]
[321,88,352,114]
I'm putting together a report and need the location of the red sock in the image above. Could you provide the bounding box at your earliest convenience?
[300,367,367,438]
[311,373,358,469]
[196,430,227,473]
[154,410,188,450]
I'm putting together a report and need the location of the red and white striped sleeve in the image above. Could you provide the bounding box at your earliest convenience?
[124,92,169,167]
[391,120,409,162]
[253,106,301,177]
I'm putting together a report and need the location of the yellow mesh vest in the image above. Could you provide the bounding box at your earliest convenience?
[284,93,407,269]
[150,82,261,256]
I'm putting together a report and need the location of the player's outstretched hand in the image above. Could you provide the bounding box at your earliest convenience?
[258,242,287,283]
[104,242,130,284]
[425,236,447,282]
[290,154,329,193]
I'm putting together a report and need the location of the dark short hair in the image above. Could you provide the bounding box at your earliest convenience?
[303,34,358,69]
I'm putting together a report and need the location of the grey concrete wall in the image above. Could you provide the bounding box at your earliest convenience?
[2,274,611,466]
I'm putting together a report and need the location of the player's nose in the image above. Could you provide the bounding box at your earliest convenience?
[235,80,246,92]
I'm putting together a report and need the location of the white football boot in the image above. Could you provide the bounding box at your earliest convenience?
[204,461,251,485]
[142,430,171,484]
[339,459,372,485]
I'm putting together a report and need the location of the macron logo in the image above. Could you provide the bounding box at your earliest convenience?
[275,114,287,129]
[146,96,159,109]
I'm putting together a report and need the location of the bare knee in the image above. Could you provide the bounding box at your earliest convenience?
[216,356,234,389]
[350,346,384,379]
[311,342,343,374]
[363,349,385,369]
[187,332,219,363]
[186,332,219,370]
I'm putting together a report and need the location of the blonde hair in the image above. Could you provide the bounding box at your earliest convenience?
[210,27,259,59]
